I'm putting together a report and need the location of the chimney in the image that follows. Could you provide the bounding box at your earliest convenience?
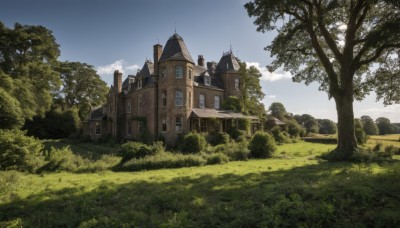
[153,44,163,74]
[198,55,205,67]
[114,70,122,93]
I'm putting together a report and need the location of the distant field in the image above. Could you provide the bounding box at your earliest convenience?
[366,134,400,148]
[1,138,399,227]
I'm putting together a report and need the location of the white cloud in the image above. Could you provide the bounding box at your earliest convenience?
[267,95,277,99]
[96,60,141,85]
[246,62,292,82]
[358,104,400,122]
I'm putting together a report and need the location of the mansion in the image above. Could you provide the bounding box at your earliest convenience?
[84,33,259,145]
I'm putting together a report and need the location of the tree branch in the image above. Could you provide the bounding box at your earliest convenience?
[357,43,400,67]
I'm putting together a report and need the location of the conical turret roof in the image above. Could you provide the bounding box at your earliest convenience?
[159,33,194,63]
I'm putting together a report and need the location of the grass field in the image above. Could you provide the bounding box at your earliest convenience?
[366,134,400,148]
[1,136,400,227]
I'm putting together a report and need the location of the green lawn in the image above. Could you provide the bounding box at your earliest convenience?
[1,138,400,227]
[366,134,400,148]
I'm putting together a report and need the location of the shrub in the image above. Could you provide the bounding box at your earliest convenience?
[116,152,206,171]
[0,129,44,172]
[355,118,367,144]
[248,131,276,158]
[223,141,250,161]
[207,132,230,146]
[119,142,156,162]
[238,118,251,133]
[270,126,288,144]
[205,153,229,165]
[180,132,207,154]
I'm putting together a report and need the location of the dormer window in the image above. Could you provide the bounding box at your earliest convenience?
[204,76,211,86]
[234,78,239,90]
[175,66,183,79]
[137,78,142,89]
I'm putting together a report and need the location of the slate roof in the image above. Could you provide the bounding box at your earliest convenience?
[193,65,224,90]
[216,51,240,73]
[191,108,259,120]
[159,33,195,63]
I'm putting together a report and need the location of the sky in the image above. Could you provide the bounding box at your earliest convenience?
[1,0,399,122]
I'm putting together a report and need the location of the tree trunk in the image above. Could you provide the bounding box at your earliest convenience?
[334,94,358,160]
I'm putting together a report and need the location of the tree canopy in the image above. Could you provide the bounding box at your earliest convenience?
[245,0,400,159]
[360,115,379,135]
[0,22,61,127]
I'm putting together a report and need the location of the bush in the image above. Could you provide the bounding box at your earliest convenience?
[207,132,230,146]
[248,131,276,158]
[116,152,206,171]
[270,126,288,144]
[205,153,229,165]
[180,132,207,154]
[223,141,250,161]
[0,129,44,172]
[119,142,156,162]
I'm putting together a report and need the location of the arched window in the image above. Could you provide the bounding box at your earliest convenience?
[175,90,183,106]
[95,122,101,135]
[161,91,167,107]
[234,78,239,90]
[175,66,183,79]
[161,115,167,132]
[161,67,166,79]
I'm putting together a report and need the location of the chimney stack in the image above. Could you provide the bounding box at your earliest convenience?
[198,55,205,67]
[153,44,163,74]
[114,70,122,93]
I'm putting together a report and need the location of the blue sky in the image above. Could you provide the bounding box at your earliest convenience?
[1,0,399,122]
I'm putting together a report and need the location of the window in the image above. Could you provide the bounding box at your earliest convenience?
[175,66,183,79]
[234,78,239,90]
[188,91,191,108]
[161,67,166,79]
[188,69,192,80]
[127,100,131,113]
[161,91,167,107]
[162,115,167,132]
[199,94,205,108]
[95,122,101,135]
[137,78,142,89]
[204,76,211,86]
[138,95,142,109]
[200,119,207,132]
[127,121,132,135]
[175,90,183,106]
[214,96,220,109]
[175,116,183,132]
[138,121,144,133]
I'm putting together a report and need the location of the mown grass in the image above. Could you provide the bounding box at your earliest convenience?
[1,138,400,227]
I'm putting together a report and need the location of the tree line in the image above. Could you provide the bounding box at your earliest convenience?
[0,22,109,138]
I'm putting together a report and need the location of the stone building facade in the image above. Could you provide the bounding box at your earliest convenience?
[84,33,259,145]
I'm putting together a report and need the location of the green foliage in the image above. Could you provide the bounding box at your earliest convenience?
[248,131,276,158]
[221,96,241,111]
[270,126,288,144]
[117,152,207,171]
[23,107,81,139]
[361,115,379,135]
[207,117,221,133]
[0,87,24,129]
[220,141,250,161]
[268,102,287,120]
[0,129,44,172]
[205,153,229,165]
[376,117,393,135]
[0,22,61,122]
[294,114,319,134]
[286,118,305,138]
[238,118,251,133]
[318,119,337,135]
[238,62,266,115]
[57,61,109,120]
[120,142,156,162]
[207,132,230,146]
[355,118,367,144]
[180,132,207,154]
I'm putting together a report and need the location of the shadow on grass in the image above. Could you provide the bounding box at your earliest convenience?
[1,161,400,227]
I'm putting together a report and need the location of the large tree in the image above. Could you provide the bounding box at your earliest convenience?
[0,22,61,128]
[56,61,108,120]
[238,62,266,116]
[245,0,400,159]
[375,117,393,135]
